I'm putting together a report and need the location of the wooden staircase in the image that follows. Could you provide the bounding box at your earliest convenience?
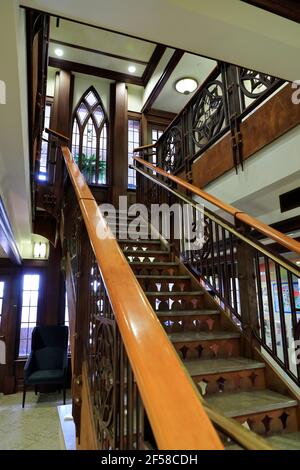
[111,212,300,450]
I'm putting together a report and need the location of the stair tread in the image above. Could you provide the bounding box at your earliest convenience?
[146,291,204,296]
[118,239,161,244]
[184,357,265,376]
[169,330,240,342]
[130,261,179,266]
[267,432,300,450]
[205,390,297,418]
[157,309,219,317]
[124,250,169,255]
[136,275,190,279]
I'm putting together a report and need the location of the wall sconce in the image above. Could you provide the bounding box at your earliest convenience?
[33,242,47,259]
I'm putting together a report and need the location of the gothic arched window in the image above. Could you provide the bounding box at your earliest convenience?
[72,87,108,185]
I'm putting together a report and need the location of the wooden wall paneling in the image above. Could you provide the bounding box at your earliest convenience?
[78,362,98,450]
[111,82,128,207]
[192,84,300,188]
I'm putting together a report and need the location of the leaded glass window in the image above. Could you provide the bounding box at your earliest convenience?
[72,87,108,185]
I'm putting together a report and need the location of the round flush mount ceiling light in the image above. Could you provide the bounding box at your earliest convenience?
[128,65,136,73]
[175,77,198,95]
[54,48,64,57]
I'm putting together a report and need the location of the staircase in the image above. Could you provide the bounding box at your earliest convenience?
[110,211,300,450]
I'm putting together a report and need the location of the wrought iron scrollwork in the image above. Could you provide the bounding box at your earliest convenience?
[192,80,226,149]
[238,69,279,99]
[161,126,183,172]
[182,215,211,268]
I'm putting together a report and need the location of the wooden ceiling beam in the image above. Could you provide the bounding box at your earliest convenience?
[141,49,184,113]
[49,57,144,86]
[242,0,300,24]
[142,45,167,86]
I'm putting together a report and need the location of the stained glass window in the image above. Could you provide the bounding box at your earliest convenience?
[72,87,108,185]
[128,119,141,189]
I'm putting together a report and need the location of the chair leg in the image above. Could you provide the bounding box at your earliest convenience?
[22,384,26,408]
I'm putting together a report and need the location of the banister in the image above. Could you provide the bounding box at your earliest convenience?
[134,143,156,152]
[133,156,300,256]
[61,145,223,450]
[46,128,69,142]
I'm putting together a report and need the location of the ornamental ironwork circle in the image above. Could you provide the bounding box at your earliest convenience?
[192,80,225,149]
[239,69,277,99]
[161,126,183,172]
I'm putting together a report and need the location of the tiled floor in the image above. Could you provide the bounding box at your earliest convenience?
[0,391,71,450]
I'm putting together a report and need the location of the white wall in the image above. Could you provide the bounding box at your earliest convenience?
[72,73,112,116]
[128,84,143,113]
[0,0,32,256]
[46,67,57,97]
[203,124,300,225]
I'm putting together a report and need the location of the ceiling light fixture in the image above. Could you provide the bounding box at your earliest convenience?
[55,48,64,57]
[175,77,198,95]
[128,65,136,74]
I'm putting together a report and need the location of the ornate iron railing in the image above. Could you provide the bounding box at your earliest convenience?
[133,157,300,387]
[152,63,283,175]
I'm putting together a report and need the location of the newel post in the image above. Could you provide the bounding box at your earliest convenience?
[235,220,260,357]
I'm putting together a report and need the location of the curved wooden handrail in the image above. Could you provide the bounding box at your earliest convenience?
[133,156,300,256]
[61,145,223,450]
[46,128,69,142]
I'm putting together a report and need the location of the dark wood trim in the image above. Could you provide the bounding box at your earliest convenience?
[141,49,185,113]
[128,111,142,121]
[146,108,177,121]
[20,5,159,46]
[49,57,144,86]
[0,198,22,265]
[254,216,300,240]
[142,45,167,87]
[50,39,148,66]
[242,0,300,24]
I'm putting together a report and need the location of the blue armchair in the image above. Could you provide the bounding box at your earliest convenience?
[22,325,69,408]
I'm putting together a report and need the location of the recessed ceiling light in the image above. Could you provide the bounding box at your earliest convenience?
[128,65,136,74]
[55,48,64,57]
[175,77,198,95]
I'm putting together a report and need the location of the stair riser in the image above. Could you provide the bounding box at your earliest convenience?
[125,253,171,263]
[131,266,180,276]
[193,368,266,396]
[119,241,162,250]
[147,295,205,312]
[172,338,240,361]
[138,279,191,292]
[235,407,299,436]
[160,315,221,333]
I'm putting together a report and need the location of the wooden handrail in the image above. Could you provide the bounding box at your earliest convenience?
[133,157,300,256]
[134,143,156,152]
[61,145,223,450]
[46,128,69,142]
